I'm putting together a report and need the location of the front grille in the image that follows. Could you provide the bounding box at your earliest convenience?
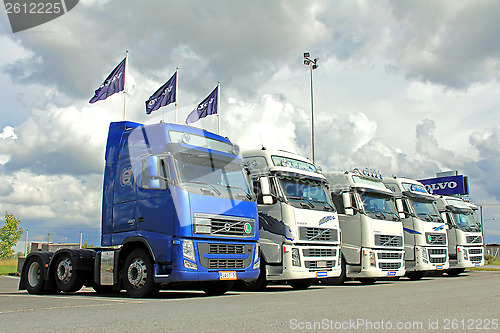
[305,260,335,270]
[428,248,447,263]
[466,235,482,244]
[208,244,245,254]
[211,219,254,236]
[428,248,447,255]
[468,248,483,255]
[379,262,401,270]
[208,259,244,269]
[425,233,446,245]
[194,213,255,237]
[374,235,403,247]
[469,256,483,263]
[197,243,253,269]
[430,256,447,263]
[377,252,403,260]
[299,227,338,242]
[303,248,337,257]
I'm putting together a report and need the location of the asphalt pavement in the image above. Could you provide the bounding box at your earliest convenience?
[1,271,499,332]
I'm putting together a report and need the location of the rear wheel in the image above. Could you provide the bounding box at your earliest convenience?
[54,254,84,292]
[289,279,315,290]
[202,281,234,296]
[122,249,159,298]
[446,268,465,276]
[23,256,45,294]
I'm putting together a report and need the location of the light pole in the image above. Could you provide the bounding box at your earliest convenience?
[303,52,319,163]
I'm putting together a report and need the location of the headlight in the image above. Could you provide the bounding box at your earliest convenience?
[184,260,197,270]
[183,239,196,262]
[421,247,429,262]
[291,248,301,267]
[253,244,260,269]
[463,248,469,260]
[194,217,211,234]
[370,252,376,267]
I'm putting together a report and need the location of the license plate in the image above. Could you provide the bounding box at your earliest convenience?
[387,271,396,277]
[475,263,480,267]
[219,271,237,280]
[316,271,328,278]
[436,265,443,270]
[316,261,327,268]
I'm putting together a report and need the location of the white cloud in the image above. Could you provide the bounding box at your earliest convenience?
[1,0,500,244]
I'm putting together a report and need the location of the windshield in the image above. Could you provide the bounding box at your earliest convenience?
[409,198,442,222]
[278,176,335,211]
[452,212,481,231]
[173,152,253,201]
[358,192,400,221]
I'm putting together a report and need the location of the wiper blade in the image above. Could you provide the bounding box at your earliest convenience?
[291,197,314,209]
[417,213,433,221]
[367,210,386,219]
[184,180,221,196]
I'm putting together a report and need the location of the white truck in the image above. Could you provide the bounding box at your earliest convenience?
[324,169,405,284]
[241,149,342,290]
[383,177,449,279]
[434,195,485,275]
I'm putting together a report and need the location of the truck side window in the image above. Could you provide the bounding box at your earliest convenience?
[402,199,411,214]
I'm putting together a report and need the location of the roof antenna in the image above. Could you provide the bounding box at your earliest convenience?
[259,133,266,150]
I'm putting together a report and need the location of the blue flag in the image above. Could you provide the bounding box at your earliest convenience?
[186,86,218,124]
[89,57,126,103]
[145,71,177,114]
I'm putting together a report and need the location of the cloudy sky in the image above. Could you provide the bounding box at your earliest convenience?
[1,0,499,248]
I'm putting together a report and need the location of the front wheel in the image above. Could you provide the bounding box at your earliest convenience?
[359,278,377,285]
[238,260,267,291]
[406,271,425,280]
[323,256,346,285]
[122,249,159,298]
[446,268,465,276]
[54,254,84,292]
[288,279,315,290]
[202,281,234,296]
[23,256,45,294]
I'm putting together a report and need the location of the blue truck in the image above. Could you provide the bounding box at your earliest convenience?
[19,121,260,297]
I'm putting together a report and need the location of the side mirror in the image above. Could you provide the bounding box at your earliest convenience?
[396,198,405,219]
[342,192,354,216]
[260,177,273,205]
[147,156,161,189]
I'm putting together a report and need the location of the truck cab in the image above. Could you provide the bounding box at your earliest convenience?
[435,195,485,275]
[325,169,405,284]
[383,177,449,279]
[20,121,260,297]
[241,149,341,290]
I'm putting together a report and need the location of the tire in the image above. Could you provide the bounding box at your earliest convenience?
[359,278,377,285]
[54,254,84,293]
[122,249,159,298]
[446,268,465,276]
[238,260,268,291]
[202,281,234,296]
[406,271,425,280]
[323,256,346,285]
[288,279,315,290]
[91,284,116,294]
[23,256,45,294]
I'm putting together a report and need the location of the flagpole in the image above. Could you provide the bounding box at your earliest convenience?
[175,68,179,124]
[217,81,220,135]
[123,50,129,120]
